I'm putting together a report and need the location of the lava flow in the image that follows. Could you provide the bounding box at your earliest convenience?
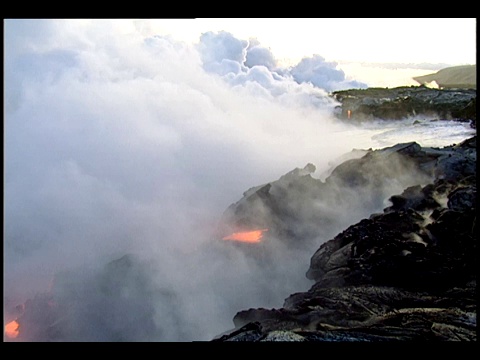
[5,320,20,339]
[222,229,269,243]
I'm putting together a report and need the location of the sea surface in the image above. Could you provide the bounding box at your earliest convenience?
[343,118,476,150]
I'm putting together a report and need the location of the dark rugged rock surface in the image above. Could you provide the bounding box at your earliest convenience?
[332,86,476,128]
[8,137,476,343]
[214,136,476,342]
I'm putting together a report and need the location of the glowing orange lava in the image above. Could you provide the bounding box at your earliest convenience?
[5,320,19,339]
[222,229,268,243]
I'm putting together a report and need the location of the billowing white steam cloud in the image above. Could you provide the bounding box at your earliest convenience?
[2,19,458,342]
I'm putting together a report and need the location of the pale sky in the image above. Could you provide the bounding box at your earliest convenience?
[103,18,477,87]
[139,18,476,65]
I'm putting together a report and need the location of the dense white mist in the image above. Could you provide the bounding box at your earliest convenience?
[3,19,475,342]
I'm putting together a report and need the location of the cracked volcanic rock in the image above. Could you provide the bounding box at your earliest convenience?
[214,136,476,342]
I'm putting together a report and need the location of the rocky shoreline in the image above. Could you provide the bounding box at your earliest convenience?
[214,136,476,341]
[331,86,476,129]
[5,87,476,342]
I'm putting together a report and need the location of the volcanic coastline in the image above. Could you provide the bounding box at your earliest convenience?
[5,85,476,342]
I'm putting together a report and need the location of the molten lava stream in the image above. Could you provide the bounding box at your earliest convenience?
[5,320,19,339]
[222,229,268,243]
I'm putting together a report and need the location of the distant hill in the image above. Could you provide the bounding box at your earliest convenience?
[413,64,476,89]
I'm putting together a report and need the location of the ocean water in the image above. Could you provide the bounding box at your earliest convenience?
[313,118,475,181]
[366,118,476,149]
[339,118,476,150]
